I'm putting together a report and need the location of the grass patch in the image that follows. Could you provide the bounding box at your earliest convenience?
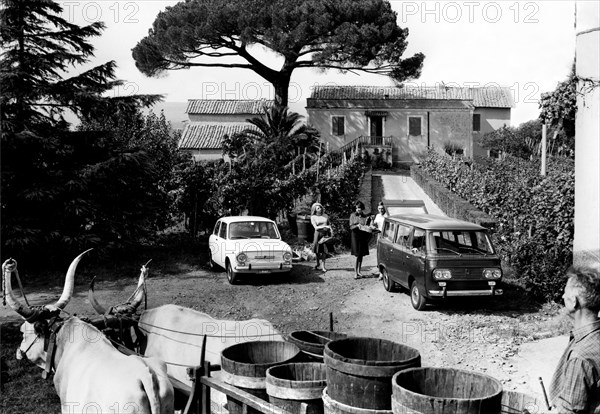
[0,322,61,414]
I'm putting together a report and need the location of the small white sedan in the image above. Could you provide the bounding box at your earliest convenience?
[208,216,293,284]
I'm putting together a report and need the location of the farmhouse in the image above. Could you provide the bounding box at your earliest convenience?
[306,85,514,165]
[178,99,272,162]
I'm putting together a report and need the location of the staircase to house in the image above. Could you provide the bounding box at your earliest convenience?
[339,135,393,154]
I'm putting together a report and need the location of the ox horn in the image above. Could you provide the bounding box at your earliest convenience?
[2,259,37,320]
[127,261,149,310]
[88,276,107,315]
[54,249,93,309]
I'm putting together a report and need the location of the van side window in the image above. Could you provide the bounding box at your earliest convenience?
[395,225,412,247]
[213,221,221,236]
[219,222,228,238]
[412,228,426,252]
[384,222,397,241]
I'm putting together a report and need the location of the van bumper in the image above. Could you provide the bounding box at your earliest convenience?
[428,289,503,297]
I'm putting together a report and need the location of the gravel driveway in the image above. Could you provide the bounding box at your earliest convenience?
[1,244,567,403]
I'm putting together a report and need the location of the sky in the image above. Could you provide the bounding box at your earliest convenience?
[59,0,578,126]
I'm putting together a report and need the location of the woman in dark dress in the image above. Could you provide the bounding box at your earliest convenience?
[349,200,371,279]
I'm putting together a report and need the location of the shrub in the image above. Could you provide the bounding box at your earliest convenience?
[313,158,368,247]
[442,140,464,156]
[419,149,574,302]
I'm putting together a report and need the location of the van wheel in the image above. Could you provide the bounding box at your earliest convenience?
[410,281,427,311]
[226,262,238,284]
[382,268,395,292]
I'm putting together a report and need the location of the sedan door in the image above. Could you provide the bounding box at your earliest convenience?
[209,221,227,268]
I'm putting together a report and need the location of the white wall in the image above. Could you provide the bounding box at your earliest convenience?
[574,2,600,267]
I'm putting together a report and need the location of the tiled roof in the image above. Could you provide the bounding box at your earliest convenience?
[178,122,257,150]
[308,85,514,108]
[186,99,274,115]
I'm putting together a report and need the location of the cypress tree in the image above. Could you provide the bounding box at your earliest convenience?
[1,0,162,263]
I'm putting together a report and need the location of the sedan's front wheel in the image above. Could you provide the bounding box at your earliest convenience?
[226,261,239,284]
[208,250,217,270]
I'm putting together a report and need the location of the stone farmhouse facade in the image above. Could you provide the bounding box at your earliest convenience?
[306,85,514,165]
[178,99,272,162]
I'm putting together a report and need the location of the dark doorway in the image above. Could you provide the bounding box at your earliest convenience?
[370,116,384,137]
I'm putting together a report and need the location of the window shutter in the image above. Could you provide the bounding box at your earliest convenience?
[332,116,345,135]
[473,114,481,132]
[409,117,421,136]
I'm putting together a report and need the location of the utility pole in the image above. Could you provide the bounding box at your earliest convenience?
[541,124,547,176]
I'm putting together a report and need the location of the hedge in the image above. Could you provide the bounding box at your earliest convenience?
[411,166,497,229]
[417,149,574,302]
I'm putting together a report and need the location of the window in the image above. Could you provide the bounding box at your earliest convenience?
[412,228,426,252]
[219,222,228,239]
[431,230,494,254]
[395,225,412,247]
[384,222,397,241]
[213,221,221,235]
[229,221,279,239]
[489,149,503,159]
[473,114,481,132]
[332,116,345,136]
[408,117,421,136]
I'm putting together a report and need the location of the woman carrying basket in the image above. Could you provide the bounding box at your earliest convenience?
[311,202,333,273]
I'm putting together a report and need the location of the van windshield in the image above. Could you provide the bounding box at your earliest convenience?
[431,230,494,255]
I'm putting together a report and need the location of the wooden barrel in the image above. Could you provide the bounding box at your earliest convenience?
[392,367,503,414]
[324,337,421,410]
[287,331,348,362]
[221,341,301,414]
[266,362,327,414]
[297,216,314,242]
[323,387,393,414]
[500,390,549,414]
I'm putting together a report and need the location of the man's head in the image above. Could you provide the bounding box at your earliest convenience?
[563,266,600,316]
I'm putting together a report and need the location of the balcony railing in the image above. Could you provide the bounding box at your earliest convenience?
[339,135,392,154]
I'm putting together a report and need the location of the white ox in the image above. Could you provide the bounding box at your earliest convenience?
[3,251,174,414]
[89,299,283,410]
[138,304,283,383]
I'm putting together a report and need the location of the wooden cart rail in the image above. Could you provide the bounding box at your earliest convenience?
[183,362,302,414]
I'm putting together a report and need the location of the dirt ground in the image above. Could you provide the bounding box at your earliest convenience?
[1,242,569,404]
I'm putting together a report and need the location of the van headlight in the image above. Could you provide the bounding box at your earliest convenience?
[483,268,502,279]
[283,252,292,262]
[236,253,248,264]
[433,269,452,280]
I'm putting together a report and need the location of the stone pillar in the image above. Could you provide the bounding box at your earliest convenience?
[574,2,600,267]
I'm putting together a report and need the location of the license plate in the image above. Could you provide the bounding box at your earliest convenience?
[258,270,270,274]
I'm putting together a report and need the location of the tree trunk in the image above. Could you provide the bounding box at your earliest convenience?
[272,71,292,107]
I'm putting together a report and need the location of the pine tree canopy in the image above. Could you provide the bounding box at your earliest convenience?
[132,0,425,106]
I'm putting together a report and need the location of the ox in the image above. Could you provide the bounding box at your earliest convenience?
[89,295,283,411]
[3,251,175,414]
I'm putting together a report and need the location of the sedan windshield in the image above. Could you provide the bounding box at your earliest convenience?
[431,230,494,255]
[228,221,280,239]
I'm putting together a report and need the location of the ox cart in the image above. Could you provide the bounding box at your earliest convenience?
[115,335,307,414]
